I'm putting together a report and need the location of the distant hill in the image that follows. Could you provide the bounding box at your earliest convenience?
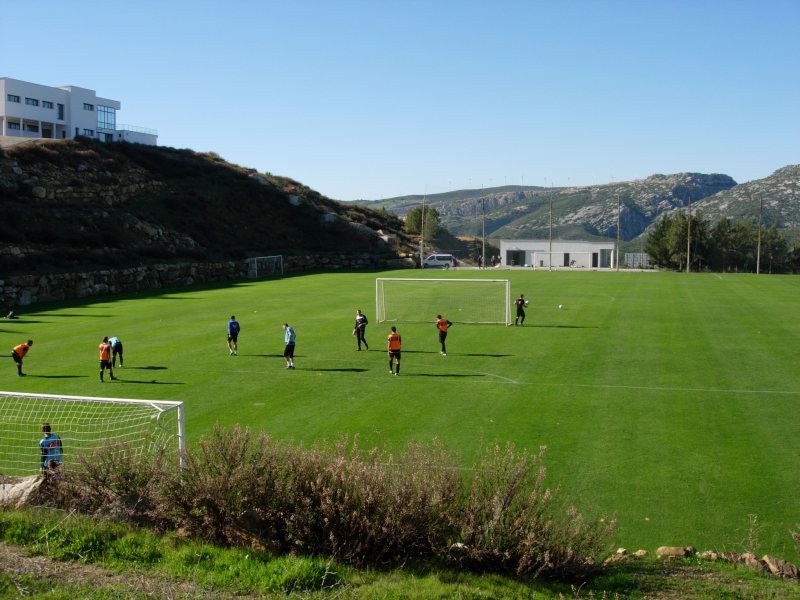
[688,165,800,241]
[361,168,800,245]
[360,174,740,242]
[0,139,414,274]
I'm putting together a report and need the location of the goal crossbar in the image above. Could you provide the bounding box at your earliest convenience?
[376,277,511,325]
[0,391,186,476]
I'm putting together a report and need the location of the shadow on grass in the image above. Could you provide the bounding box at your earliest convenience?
[124,366,168,370]
[527,324,600,329]
[243,354,286,358]
[404,373,486,378]
[27,375,89,379]
[34,313,114,318]
[308,368,369,373]
[112,379,185,385]
[461,353,513,357]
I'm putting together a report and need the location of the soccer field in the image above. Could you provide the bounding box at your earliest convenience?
[1,269,799,560]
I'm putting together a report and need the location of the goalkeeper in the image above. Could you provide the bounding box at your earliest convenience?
[39,422,63,474]
[514,294,527,326]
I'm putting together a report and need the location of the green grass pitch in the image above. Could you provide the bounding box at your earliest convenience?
[1,270,799,560]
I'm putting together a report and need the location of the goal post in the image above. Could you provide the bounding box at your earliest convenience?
[0,391,185,477]
[376,278,511,325]
[246,255,284,278]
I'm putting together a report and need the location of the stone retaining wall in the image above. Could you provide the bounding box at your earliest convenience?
[0,255,415,308]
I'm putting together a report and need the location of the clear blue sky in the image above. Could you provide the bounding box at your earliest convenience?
[3,0,797,200]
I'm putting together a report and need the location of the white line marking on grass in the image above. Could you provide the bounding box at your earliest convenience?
[475,371,520,384]
[529,382,800,396]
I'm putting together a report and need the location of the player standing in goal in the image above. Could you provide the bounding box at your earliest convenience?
[435,315,453,356]
[387,326,401,375]
[227,315,240,355]
[39,422,63,475]
[514,294,527,326]
[11,340,33,377]
[99,336,117,382]
[354,309,369,351]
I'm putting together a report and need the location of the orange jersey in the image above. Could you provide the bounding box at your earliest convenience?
[13,343,30,357]
[387,332,401,351]
[436,319,450,332]
[99,342,111,361]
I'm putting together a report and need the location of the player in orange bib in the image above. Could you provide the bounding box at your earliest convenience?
[98,336,116,382]
[11,340,33,377]
[435,315,453,356]
[387,326,402,375]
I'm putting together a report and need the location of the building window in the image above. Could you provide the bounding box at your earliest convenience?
[57,104,64,120]
[97,105,116,130]
[8,122,21,130]
[83,128,95,136]
[83,103,94,111]
[7,94,20,103]
[24,124,40,132]
[25,98,39,106]
[42,100,54,109]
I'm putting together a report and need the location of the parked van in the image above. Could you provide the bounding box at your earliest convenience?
[422,254,457,269]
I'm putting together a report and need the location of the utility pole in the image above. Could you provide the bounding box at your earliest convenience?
[686,196,692,273]
[481,197,486,269]
[616,193,621,271]
[420,190,426,268]
[548,192,553,271]
[756,195,763,275]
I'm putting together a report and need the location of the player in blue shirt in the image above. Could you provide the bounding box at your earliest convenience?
[282,323,296,369]
[227,315,240,355]
[39,422,63,474]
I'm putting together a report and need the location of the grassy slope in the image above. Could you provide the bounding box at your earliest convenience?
[1,270,799,562]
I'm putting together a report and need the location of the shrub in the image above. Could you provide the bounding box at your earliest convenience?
[42,426,613,581]
[456,444,614,579]
[43,442,168,526]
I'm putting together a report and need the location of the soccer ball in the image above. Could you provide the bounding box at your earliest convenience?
[558,304,563,309]
[524,300,529,307]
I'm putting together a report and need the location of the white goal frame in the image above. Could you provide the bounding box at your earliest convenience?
[0,391,186,477]
[246,255,284,278]
[375,278,511,325]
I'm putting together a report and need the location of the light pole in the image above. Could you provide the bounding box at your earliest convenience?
[756,195,763,275]
[481,197,486,269]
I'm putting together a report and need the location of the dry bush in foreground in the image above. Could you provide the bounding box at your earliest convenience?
[45,425,614,580]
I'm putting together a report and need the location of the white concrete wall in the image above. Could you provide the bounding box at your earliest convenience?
[500,239,616,268]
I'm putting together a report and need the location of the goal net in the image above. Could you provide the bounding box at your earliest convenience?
[0,391,185,477]
[376,278,510,324]
[246,255,284,278]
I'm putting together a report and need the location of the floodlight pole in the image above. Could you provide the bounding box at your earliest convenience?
[548,190,553,271]
[420,190,426,267]
[686,196,692,273]
[616,192,621,271]
[481,196,486,269]
[756,194,763,275]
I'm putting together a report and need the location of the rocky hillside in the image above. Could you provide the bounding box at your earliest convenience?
[0,139,413,274]
[691,165,800,238]
[364,174,738,242]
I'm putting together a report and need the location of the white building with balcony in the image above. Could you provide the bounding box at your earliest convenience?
[0,77,157,145]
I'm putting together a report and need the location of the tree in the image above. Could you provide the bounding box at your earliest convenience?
[405,206,440,240]
[644,215,674,268]
[760,225,790,274]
